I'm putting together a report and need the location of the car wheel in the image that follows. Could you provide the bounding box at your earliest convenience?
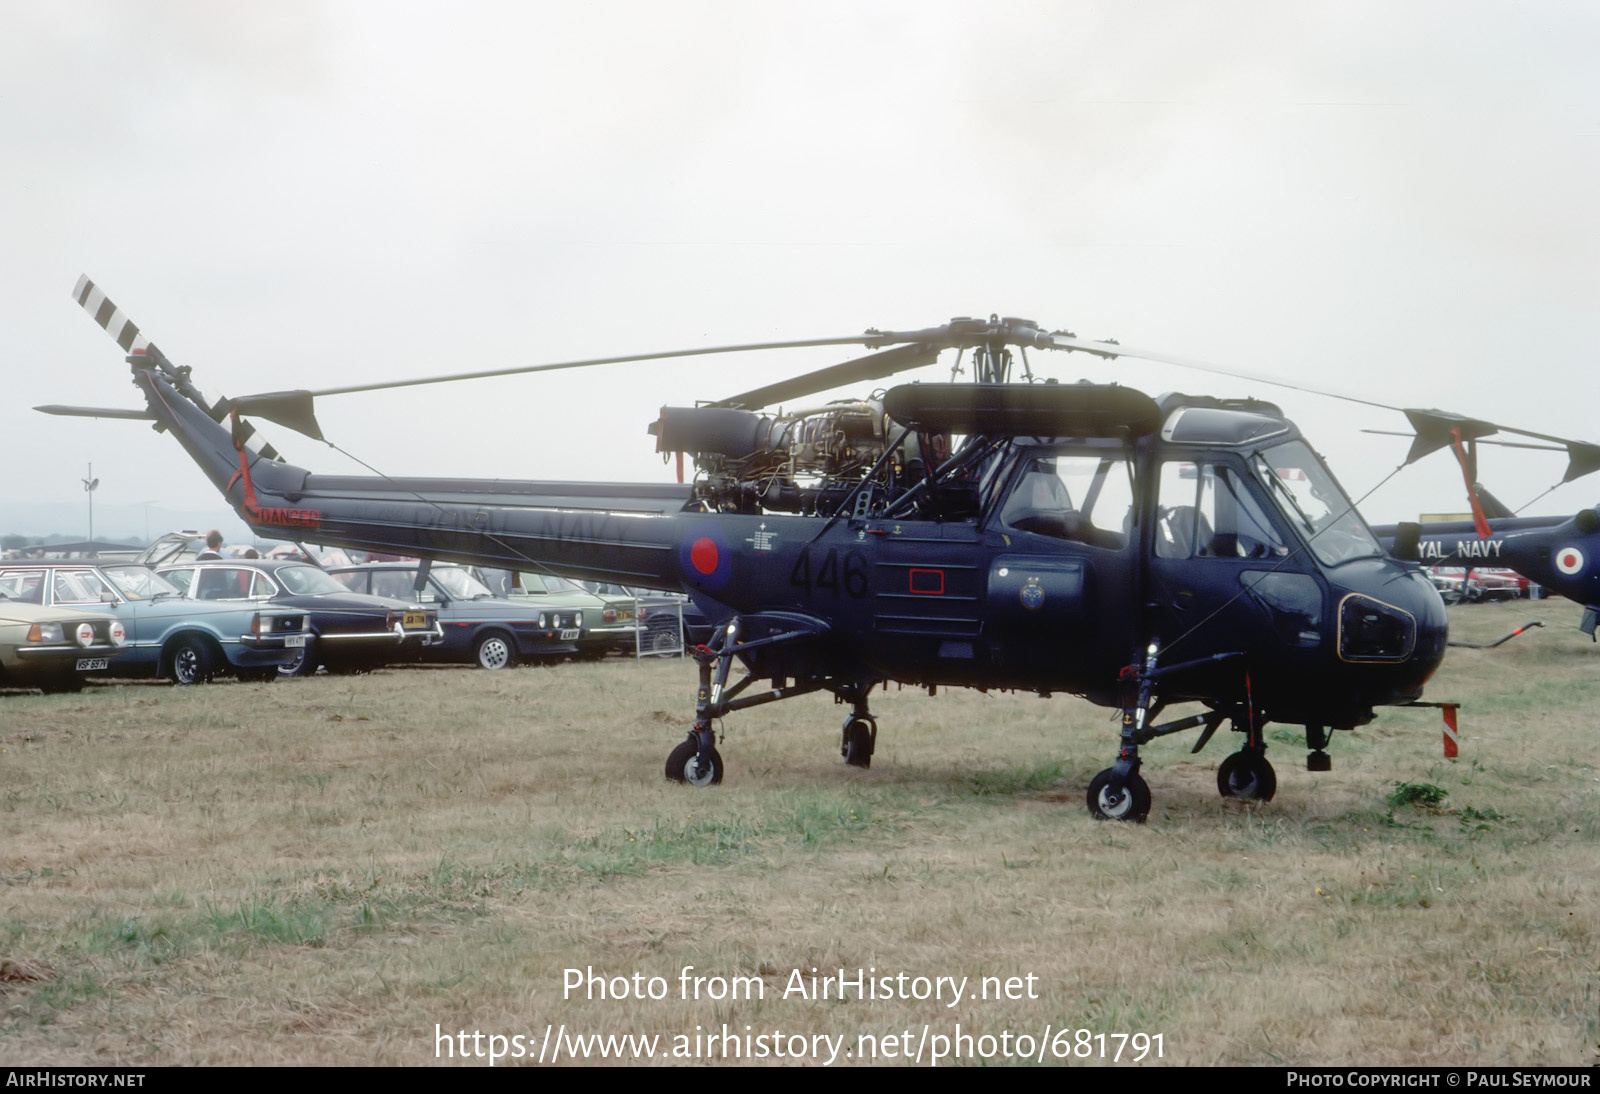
[473,631,517,670]
[648,627,679,655]
[167,637,215,685]
[279,639,318,678]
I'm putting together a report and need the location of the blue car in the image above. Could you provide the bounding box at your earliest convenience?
[0,562,307,684]
[156,559,441,676]
[327,562,578,668]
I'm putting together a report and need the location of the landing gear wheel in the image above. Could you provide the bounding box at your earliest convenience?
[168,637,214,685]
[1087,769,1151,822]
[1217,751,1277,801]
[665,739,724,786]
[841,716,876,769]
[473,632,517,670]
[279,639,317,678]
[1307,750,1332,772]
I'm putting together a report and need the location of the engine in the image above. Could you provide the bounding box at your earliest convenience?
[652,399,941,515]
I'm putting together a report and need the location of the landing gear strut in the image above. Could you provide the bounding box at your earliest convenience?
[663,613,835,786]
[1085,644,1251,822]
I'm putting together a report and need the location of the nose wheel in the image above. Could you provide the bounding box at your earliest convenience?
[1217,749,1277,801]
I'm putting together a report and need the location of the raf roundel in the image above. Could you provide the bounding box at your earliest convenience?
[1555,546,1586,576]
[679,524,733,591]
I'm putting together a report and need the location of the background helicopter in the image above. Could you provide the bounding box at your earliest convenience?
[1371,487,1600,640]
[44,278,1464,822]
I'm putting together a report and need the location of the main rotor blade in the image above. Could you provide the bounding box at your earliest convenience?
[710,343,940,410]
[1042,333,1397,412]
[1045,332,1600,486]
[280,334,910,401]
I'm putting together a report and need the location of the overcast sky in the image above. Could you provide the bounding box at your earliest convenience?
[4,0,1597,538]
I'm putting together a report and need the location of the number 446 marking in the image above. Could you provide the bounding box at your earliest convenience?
[789,547,869,598]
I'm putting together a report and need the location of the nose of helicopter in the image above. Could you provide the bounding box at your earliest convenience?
[1331,560,1449,704]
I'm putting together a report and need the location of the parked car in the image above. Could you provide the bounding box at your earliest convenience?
[155,559,440,676]
[578,582,715,655]
[470,569,617,659]
[1429,566,1531,604]
[0,597,128,692]
[326,562,579,668]
[0,561,305,684]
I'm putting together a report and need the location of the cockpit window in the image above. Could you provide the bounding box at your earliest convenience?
[1000,452,1133,549]
[1157,462,1288,559]
[1250,440,1383,566]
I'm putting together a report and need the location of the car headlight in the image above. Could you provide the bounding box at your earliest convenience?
[75,622,96,648]
[575,611,583,628]
[26,623,64,643]
[108,621,127,646]
[539,613,548,628]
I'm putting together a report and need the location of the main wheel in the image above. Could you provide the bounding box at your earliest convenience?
[841,716,875,769]
[167,637,215,686]
[1087,768,1151,822]
[1217,751,1277,801]
[279,639,318,678]
[473,631,517,670]
[665,739,724,786]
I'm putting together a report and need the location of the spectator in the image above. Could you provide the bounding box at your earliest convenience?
[196,529,224,560]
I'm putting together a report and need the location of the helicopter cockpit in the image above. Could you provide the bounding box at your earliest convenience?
[998,451,1134,550]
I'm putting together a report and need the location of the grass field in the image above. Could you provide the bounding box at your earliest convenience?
[2,599,1597,1066]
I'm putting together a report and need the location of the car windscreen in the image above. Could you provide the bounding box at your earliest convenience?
[101,565,182,600]
[274,565,354,596]
[434,567,493,599]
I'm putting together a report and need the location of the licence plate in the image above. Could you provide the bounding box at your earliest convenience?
[284,634,307,648]
[403,612,426,628]
[560,628,580,641]
[76,658,109,671]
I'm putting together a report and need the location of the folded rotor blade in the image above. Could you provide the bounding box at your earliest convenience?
[283,334,906,401]
[711,343,940,410]
[227,390,325,441]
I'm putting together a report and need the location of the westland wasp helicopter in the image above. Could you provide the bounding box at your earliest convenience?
[44,277,1465,822]
[1371,481,1600,638]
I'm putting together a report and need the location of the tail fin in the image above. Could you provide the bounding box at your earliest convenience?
[1472,483,1515,520]
[70,275,287,465]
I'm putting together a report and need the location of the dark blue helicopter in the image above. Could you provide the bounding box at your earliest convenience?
[43,279,1457,822]
[1372,488,1599,639]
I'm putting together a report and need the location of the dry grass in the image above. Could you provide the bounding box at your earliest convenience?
[2,599,1597,1066]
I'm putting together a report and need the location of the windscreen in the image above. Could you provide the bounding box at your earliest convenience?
[102,565,182,600]
[275,564,354,596]
[1250,440,1382,566]
[434,566,493,599]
